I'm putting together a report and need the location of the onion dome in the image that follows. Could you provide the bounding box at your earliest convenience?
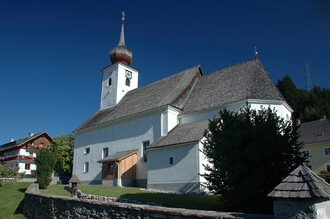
[110,13,132,65]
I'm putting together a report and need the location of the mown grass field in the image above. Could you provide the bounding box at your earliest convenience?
[0,182,31,219]
[0,182,221,218]
[42,184,221,211]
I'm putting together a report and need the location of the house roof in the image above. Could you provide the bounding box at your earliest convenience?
[268,165,330,199]
[97,149,138,163]
[180,58,285,115]
[299,119,330,145]
[74,65,202,132]
[68,174,80,183]
[147,119,210,149]
[75,58,286,132]
[0,132,53,152]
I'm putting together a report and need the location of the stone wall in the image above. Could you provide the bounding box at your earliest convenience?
[23,183,271,219]
[273,198,330,219]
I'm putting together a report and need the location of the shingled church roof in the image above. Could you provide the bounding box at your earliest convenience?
[147,119,210,149]
[268,165,330,198]
[181,58,285,115]
[74,65,202,132]
[75,58,286,132]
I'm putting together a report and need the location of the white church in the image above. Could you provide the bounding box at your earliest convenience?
[72,15,292,193]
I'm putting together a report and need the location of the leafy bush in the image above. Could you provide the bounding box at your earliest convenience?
[35,149,56,189]
[319,171,330,184]
[0,164,24,185]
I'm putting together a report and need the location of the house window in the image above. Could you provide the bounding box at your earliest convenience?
[29,152,33,157]
[169,157,173,165]
[324,147,330,156]
[25,163,30,170]
[108,163,114,175]
[108,77,112,86]
[40,143,44,147]
[31,142,34,146]
[102,148,109,159]
[84,148,90,155]
[326,164,330,172]
[125,78,130,87]
[84,162,89,173]
[142,141,149,162]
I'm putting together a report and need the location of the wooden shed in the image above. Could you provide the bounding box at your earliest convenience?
[98,149,138,187]
[268,164,330,219]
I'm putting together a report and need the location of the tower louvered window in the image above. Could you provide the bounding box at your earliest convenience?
[126,78,130,86]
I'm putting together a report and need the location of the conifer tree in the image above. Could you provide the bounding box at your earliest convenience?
[202,106,307,213]
[35,149,56,189]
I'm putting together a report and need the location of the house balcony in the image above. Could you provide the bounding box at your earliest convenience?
[0,154,35,162]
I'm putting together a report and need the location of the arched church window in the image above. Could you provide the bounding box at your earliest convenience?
[126,78,130,87]
[108,77,112,86]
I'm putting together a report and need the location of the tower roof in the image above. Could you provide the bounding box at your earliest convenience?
[110,12,132,65]
[268,164,330,198]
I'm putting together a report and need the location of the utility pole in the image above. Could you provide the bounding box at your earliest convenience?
[306,63,313,91]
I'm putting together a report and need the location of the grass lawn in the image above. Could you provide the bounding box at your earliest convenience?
[44,184,221,211]
[40,185,71,197]
[0,182,31,219]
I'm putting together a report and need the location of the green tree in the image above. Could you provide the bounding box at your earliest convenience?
[277,75,330,122]
[202,106,307,213]
[277,75,309,119]
[49,134,74,175]
[35,149,56,189]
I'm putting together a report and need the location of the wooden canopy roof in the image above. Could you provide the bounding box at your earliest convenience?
[97,149,138,163]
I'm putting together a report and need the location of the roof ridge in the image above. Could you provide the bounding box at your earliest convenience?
[301,119,330,125]
[204,58,258,76]
[170,66,202,106]
[253,58,287,103]
[133,65,201,90]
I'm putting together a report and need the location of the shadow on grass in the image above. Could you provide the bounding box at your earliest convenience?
[18,188,27,193]
[14,199,25,215]
[119,192,224,211]
[15,187,29,215]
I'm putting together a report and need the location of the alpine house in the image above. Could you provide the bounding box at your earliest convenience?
[72,14,292,193]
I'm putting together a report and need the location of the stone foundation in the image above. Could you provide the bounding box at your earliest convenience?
[273,198,330,219]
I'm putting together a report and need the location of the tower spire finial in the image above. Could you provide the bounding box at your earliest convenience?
[110,11,132,65]
[254,46,258,58]
[118,12,126,46]
[122,11,125,22]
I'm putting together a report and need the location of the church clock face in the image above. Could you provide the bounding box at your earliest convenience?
[125,70,132,79]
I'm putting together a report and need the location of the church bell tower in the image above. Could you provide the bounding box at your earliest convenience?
[100,12,140,110]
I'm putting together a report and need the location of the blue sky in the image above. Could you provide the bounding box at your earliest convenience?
[0,0,329,144]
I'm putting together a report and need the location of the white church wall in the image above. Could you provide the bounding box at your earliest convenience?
[73,110,162,184]
[116,64,138,104]
[160,106,180,136]
[198,140,209,184]
[147,142,202,193]
[179,99,292,125]
[100,63,139,110]
[100,64,118,110]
